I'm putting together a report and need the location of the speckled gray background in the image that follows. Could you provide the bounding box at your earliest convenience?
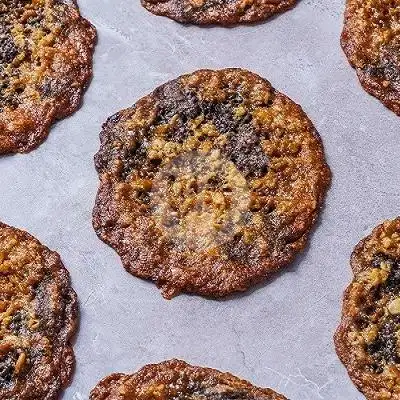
[1,0,399,398]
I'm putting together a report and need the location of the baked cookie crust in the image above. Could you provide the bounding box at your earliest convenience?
[90,359,287,400]
[0,222,78,399]
[335,218,400,400]
[93,68,330,299]
[341,0,400,116]
[0,0,96,154]
[141,0,297,25]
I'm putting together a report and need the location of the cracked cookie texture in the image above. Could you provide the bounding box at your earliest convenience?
[335,218,400,400]
[141,0,297,25]
[0,0,96,154]
[0,222,78,400]
[90,359,287,400]
[341,0,400,115]
[93,68,330,299]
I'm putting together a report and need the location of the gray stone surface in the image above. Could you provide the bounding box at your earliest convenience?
[1,0,399,398]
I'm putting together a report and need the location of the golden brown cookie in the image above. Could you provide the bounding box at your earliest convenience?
[141,0,297,25]
[0,0,96,154]
[90,359,287,400]
[335,218,400,400]
[0,222,78,399]
[341,0,400,116]
[93,68,331,299]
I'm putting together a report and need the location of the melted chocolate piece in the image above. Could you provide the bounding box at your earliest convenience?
[365,45,400,91]
[0,352,18,388]
[0,29,18,66]
[123,84,269,181]
[367,318,400,372]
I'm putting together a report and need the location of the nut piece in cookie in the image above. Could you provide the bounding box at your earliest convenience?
[0,222,78,400]
[0,0,96,154]
[141,0,297,25]
[93,68,331,299]
[90,359,287,400]
[335,218,400,400]
[341,0,400,115]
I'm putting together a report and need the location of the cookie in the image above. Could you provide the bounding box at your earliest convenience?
[335,218,400,400]
[0,222,78,399]
[0,0,96,154]
[93,68,331,299]
[141,0,297,25]
[90,359,287,400]
[341,0,400,116]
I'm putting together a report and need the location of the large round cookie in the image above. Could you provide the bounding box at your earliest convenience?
[0,222,78,399]
[341,0,400,116]
[335,218,400,400]
[0,0,96,154]
[141,0,297,25]
[90,359,287,400]
[93,68,331,299]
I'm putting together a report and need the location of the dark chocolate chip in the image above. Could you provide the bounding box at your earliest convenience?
[366,318,400,371]
[0,352,17,388]
[0,29,18,65]
[225,123,269,178]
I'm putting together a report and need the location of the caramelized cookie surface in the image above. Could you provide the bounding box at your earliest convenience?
[93,68,330,299]
[335,218,400,400]
[141,0,297,25]
[0,0,96,154]
[341,0,400,115]
[90,359,287,400]
[0,222,77,400]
